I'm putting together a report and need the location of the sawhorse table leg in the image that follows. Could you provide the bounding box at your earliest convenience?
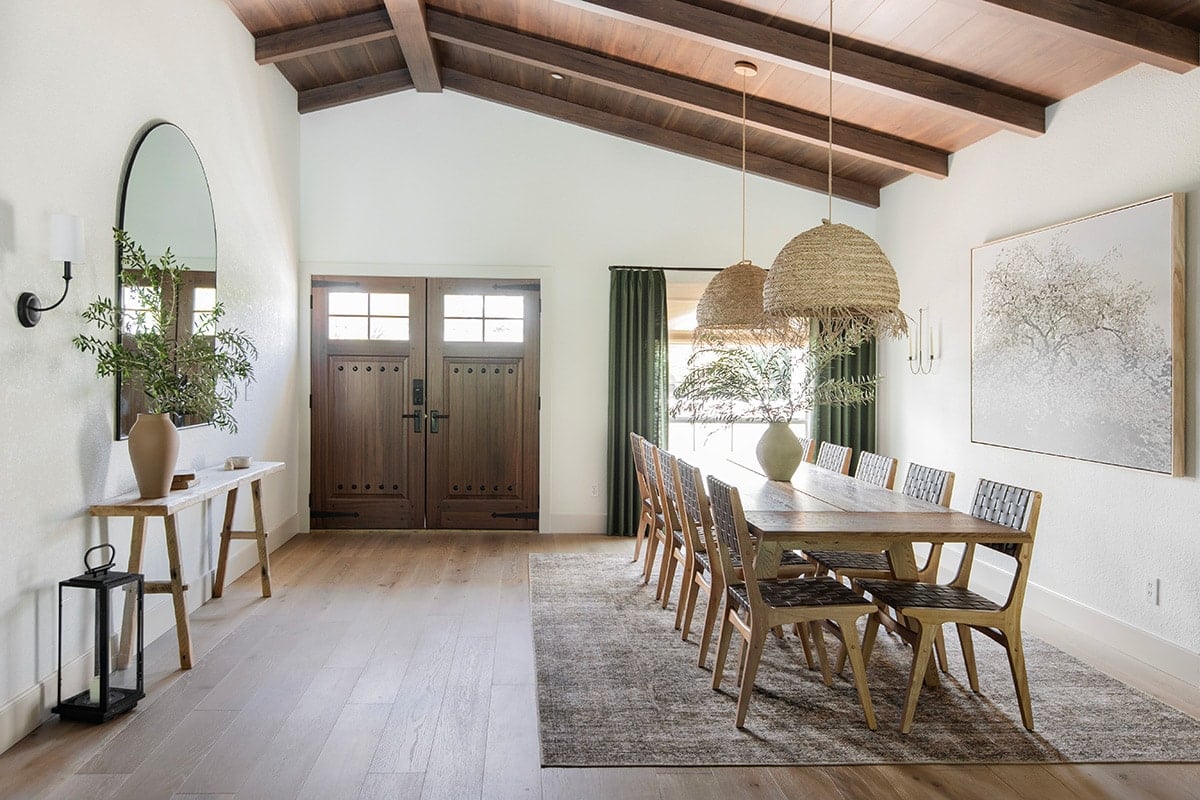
[118,515,193,670]
[117,518,145,670]
[212,478,272,599]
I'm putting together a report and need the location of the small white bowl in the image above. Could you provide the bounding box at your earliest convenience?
[226,455,253,469]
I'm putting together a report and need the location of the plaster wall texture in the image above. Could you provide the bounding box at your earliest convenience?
[877,64,1200,673]
[0,0,301,746]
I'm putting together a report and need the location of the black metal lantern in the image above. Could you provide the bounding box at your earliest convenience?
[53,545,145,723]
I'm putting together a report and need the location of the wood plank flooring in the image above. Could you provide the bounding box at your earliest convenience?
[2,532,1198,800]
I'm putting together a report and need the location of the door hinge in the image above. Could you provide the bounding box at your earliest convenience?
[491,511,539,520]
[309,294,313,309]
[308,394,312,409]
[307,492,312,507]
[538,395,541,411]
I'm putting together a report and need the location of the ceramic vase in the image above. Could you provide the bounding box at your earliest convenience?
[755,421,803,481]
[128,413,180,499]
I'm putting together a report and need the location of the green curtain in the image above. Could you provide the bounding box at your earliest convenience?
[810,336,877,475]
[606,268,668,537]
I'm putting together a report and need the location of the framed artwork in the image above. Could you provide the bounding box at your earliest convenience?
[971,194,1186,475]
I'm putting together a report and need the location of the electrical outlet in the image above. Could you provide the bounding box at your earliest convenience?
[1145,578,1160,606]
[590,484,599,497]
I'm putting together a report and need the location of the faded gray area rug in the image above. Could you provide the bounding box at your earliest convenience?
[530,553,1200,766]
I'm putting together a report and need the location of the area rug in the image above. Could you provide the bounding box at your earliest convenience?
[530,553,1200,766]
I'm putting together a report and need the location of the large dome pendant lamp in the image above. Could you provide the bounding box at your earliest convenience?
[762,0,906,342]
[695,61,803,347]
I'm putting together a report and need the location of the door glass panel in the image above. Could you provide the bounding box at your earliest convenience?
[329,292,368,315]
[370,293,409,316]
[330,316,369,340]
[484,295,523,318]
[121,286,155,333]
[485,319,522,342]
[444,318,484,342]
[370,317,410,341]
[193,286,217,333]
[445,294,483,317]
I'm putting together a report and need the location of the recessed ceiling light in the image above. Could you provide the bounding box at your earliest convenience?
[550,72,564,80]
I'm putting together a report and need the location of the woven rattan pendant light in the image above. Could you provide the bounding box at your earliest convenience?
[762,0,906,340]
[694,61,775,337]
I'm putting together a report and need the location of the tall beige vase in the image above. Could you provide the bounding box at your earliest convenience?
[128,413,180,499]
[755,421,803,481]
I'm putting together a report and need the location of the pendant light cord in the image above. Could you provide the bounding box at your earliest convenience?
[827,0,834,225]
[741,68,748,263]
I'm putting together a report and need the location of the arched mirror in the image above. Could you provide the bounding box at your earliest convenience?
[116,123,216,438]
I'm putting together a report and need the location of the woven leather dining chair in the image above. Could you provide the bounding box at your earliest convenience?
[857,479,1043,734]
[674,459,815,667]
[815,442,852,474]
[628,432,655,565]
[654,449,694,612]
[809,463,955,586]
[706,475,878,730]
[798,436,817,464]
[853,451,898,489]
[807,462,956,673]
[638,437,673,590]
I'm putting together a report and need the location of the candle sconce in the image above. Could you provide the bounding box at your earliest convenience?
[906,307,935,375]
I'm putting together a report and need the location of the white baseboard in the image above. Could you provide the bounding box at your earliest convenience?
[0,514,300,756]
[544,513,606,534]
[952,552,1200,687]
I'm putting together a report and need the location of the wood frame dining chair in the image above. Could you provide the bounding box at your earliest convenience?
[675,459,814,667]
[808,463,956,673]
[809,463,955,586]
[815,442,852,475]
[858,479,1043,734]
[628,432,655,565]
[638,438,671,589]
[706,475,878,730]
[853,451,898,489]
[654,449,693,612]
[798,436,817,464]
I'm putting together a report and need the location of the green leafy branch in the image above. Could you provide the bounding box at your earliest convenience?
[671,329,877,424]
[72,229,257,433]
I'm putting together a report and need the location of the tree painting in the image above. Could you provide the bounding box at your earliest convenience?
[971,196,1182,473]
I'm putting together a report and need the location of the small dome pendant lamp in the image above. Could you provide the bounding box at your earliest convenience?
[694,61,780,339]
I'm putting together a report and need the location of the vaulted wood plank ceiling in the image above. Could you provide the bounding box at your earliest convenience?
[225,0,1200,207]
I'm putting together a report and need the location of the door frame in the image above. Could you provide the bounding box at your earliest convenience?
[299,264,551,532]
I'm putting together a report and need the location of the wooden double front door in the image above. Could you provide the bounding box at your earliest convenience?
[310,276,539,530]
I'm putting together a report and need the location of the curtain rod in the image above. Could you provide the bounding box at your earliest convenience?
[608,266,721,273]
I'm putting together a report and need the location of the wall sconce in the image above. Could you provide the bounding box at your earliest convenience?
[906,307,935,375]
[17,213,84,328]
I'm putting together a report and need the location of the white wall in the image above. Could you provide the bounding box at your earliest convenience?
[0,0,300,751]
[877,64,1200,683]
[299,89,875,533]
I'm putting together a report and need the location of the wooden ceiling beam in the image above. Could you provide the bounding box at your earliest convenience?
[577,0,1047,135]
[974,0,1199,73]
[255,10,394,65]
[428,10,947,178]
[383,0,443,92]
[441,69,880,207]
[298,69,415,114]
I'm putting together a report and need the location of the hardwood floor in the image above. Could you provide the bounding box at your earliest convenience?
[2,532,1197,799]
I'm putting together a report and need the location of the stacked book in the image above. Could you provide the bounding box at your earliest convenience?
[171,472,199,491]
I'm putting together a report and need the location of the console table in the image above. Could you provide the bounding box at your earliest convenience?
[89,461,285,670]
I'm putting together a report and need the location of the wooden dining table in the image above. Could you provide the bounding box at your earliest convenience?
[691,456,1027,583]
[683,454,1028,688]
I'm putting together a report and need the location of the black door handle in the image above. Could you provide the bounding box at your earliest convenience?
[401,412,422,433]
[430,411,449,433]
